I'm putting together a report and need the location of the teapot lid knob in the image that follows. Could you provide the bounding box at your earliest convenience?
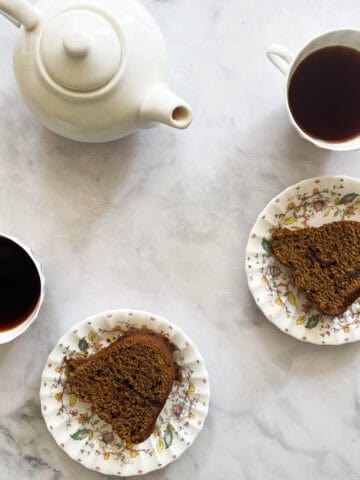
[40,10,121,92]
[63,30,90,59]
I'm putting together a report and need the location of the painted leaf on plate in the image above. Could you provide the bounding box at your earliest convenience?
[296,316,306,325]
[283,216,296,225]
[164,424,174,449]
[78,337,89,352]
[87,331,96,342]
[262,238,272,254]
[287,292,296,306]
[69,394,77,407]
[339,193,358,205]
[305,315,321,329]
[157,438,164,453]
[70,428,90,441]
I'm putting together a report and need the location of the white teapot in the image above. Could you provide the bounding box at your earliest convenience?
[0,0,193,142]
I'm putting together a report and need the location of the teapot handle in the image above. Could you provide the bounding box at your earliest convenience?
[0,0,40,30]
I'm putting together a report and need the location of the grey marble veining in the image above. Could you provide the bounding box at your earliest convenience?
[1,0,360,479]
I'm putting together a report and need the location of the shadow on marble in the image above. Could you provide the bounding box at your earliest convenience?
[0,340,12,364]
[246,288,360,378]
[244,107,332,179]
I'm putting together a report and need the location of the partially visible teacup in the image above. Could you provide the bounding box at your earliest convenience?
[0,234,45,344]
[267,29,360,151]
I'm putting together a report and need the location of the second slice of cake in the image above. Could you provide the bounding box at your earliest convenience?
[271,221,360,316]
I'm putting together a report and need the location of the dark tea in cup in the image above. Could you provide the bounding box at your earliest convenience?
[0,236,41,332]
[288,46,360,142]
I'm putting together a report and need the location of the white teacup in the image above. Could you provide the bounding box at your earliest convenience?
[0,234,45,344]
[267,29,360,151]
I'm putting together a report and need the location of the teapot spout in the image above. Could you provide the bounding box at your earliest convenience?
[140,86,193,130]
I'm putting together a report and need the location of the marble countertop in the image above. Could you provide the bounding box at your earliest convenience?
[1,1,360,479]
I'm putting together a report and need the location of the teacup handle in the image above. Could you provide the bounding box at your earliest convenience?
[0,0,40,30]
[266,45,294,75]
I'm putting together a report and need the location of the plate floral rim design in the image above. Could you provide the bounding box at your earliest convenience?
[40,310,210,476]
[246,176,360,346]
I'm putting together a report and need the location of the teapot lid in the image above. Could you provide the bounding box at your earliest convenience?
[40,10,121,92]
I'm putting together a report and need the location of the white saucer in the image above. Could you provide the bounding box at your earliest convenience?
[40,310,210,476]
[246,176,360,345]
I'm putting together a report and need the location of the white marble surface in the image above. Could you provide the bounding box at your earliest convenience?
[0,1,360,479]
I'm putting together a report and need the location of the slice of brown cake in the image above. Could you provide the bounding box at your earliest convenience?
[271,221,360,316]
[65,328,176,444]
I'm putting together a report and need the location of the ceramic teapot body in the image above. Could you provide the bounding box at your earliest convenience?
[0,0,192,142]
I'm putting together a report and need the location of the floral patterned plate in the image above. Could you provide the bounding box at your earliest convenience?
[40,310,210,476]
[246,176,360,346]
